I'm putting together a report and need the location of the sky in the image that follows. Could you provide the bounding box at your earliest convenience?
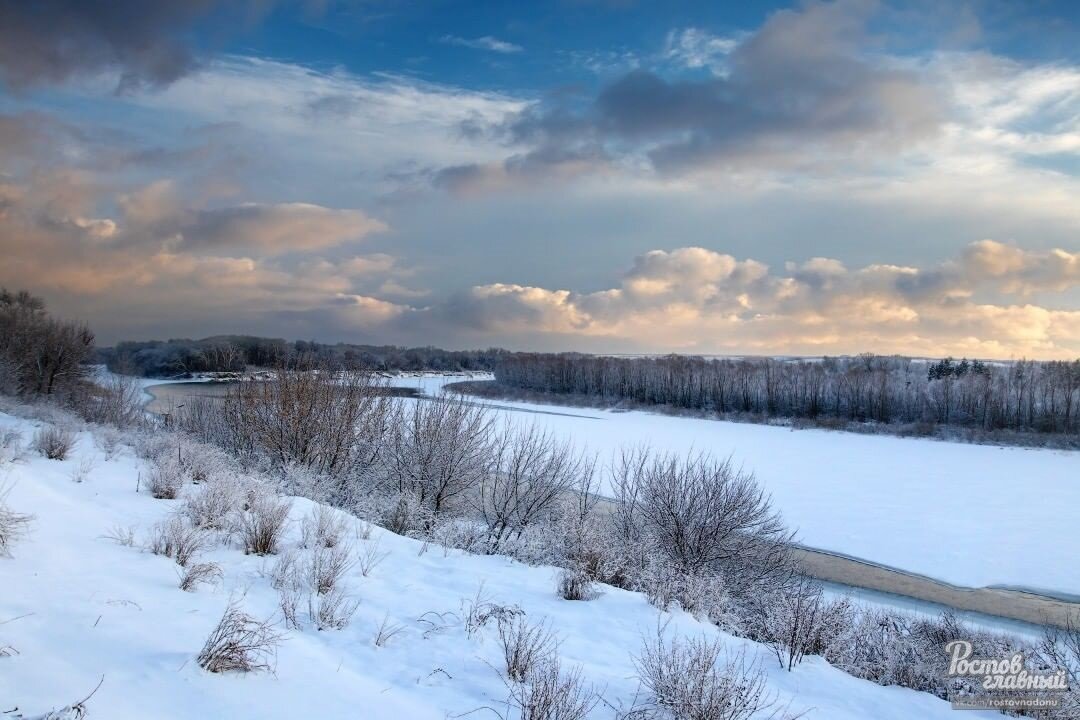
[0,0,1078,359]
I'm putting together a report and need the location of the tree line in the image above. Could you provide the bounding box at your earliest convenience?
[492,352,1080,436]
[99,336,506,377]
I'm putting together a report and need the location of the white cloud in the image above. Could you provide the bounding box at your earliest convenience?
[663,28,738,74]
[440,35,523,54]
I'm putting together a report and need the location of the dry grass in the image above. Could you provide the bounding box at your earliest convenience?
[498,615,558,683]
[300,504,347,549]
[178,561,223,592]
[356,536,388,577]
[197,599,283,673]
[308,586,358,631]
[373,613,406,647]
[146,514,208,567]
[307,543,355,595]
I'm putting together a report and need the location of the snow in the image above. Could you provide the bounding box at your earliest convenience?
[0,409,998,720]
[393,375,1080,598]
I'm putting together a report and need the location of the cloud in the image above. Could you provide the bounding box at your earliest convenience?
[663,28,738,74]
[434,242,1080,358]
[0,0,228,91]
[435,0,944,189]
[440,35,524,54]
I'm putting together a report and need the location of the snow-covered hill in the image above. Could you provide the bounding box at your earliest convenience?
[0,409,997,719]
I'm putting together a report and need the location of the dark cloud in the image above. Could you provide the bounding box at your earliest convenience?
[0,0,226,90]
[445,0,944,187]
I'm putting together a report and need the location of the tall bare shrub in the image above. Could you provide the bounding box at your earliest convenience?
[383,392,492,520]
[480,423,595,553]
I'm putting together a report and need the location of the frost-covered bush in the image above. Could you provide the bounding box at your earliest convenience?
[508,657,597,720]
[479,423,594,553]
[68,457,95,483]
[146,457,184,499]
[741,577,839,671]
[238,491,291,555]
[642,566,739,631]
[133,431,173,461]
[0,481,33,557]
[178,440,234,486]
[146,514,208,567]
[610,449,793,601]
[32,425,75,460]
[556,567,597,601]
[498,615,558,683]
[300,504,348,550]
[381,393,492,521]
[368,490,433,537]
[822,609,1026,701]
[93,426,123,460]
[1034,618,1080,719]
[635,629,779,720]
[0,428,25,464]
[183,473,247,532]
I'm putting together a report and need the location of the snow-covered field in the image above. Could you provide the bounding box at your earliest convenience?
[392,375,1080,598]
[0,409,1000,720]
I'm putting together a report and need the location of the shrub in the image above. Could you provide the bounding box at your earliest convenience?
[499,615,558,683]
[556,568,597,602]
[146,457,184,499]
[635,628,780,720]
[508,657,597,720]
[32,425,75,460]
[0,482,33,557]
[183,473,245,532]
[238,491,291,555]
[611,449,793,598]
[197,599,283,673]
[146,514,208,567]
[0,428,24,464]
[300,504,347,549]
[94,426,123,460]
[744,577,833,670]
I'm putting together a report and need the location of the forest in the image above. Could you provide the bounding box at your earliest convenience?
[492,353,1080,437]
[99,336,505,377]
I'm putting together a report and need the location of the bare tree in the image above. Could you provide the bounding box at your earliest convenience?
[479,423,595,552]
[383,392,493,521]
[611,448,793,595]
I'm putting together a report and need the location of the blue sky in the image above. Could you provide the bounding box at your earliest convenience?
[1,0,1079,358]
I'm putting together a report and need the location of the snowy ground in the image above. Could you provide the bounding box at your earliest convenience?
[0,409,1000,720]
[391,375,1080,599]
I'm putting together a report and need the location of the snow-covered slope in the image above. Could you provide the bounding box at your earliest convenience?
[0,410,997,719]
